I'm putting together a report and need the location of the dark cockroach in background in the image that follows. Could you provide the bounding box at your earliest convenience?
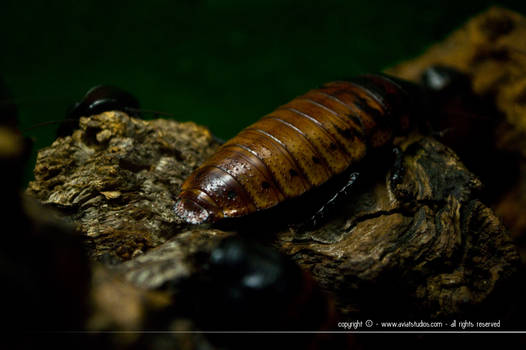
[58,85,141,137]
[20,84,182,138]
[171,236,353,349]
[3,84,139,139]
[190,236,335,331]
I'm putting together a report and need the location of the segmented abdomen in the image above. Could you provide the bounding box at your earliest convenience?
[175,74,413,224]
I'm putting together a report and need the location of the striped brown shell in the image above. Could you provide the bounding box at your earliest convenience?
[175,74,415,224]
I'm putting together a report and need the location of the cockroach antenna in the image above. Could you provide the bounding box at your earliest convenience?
[19,85,181,136]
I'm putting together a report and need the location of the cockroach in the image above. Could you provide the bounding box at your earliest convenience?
[180,237,354,348]
[25,84,177,137]
[175,235,354,349]
[184,236,338,331]
[174,66,500,227]
[18,84,142,136]
[174,73,428,226]
[58,85,141,136]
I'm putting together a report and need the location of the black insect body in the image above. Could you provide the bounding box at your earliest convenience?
[58,85,140,136]
[180,237,343,341]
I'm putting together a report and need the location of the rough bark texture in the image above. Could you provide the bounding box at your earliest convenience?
[388,6,526,263]
[27,111,220,262]
[17,5,526,349]
[275,136,519,320]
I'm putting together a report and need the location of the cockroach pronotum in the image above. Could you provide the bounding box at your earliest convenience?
[19,85,142,136]
[174,73,430,226]
[25,84,177,137]
[58,85,141,136]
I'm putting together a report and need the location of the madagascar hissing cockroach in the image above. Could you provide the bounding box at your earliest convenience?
[182,237,340,335]
[174,73,429,226]
[58,85,141,136]
[19,85,142,136]
[29,84,176,137]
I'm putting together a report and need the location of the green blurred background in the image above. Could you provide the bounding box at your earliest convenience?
[1,0,526,184]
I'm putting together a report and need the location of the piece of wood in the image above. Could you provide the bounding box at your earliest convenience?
[27,111,221,262]
[389,6,526,264]
[26,113,521,323]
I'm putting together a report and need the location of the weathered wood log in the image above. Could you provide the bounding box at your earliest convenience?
[276,136,519,320]
[26,113,520,320]
[20,115,222,348]
[27,112,221,262]
[388,6,526,263]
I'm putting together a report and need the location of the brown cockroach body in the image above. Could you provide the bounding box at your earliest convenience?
[175,74,421,225]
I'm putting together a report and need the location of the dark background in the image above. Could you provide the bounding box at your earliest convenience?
[1,0,526,183]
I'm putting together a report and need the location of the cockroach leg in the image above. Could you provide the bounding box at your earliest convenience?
[298,171,360,231]
[389,147,405,187]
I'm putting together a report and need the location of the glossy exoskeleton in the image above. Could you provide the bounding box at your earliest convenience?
[184,237,336,331]
[58,85,140,136]
[175,74,424,226]
[174,67,502,227]
[175,236,355,348]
